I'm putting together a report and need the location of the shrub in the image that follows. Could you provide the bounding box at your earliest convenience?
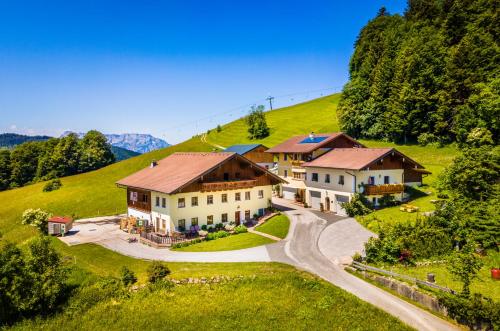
[206,231,229,241]
[224,224,235,232]
[438,293,500,330]
[178,225,185,232]
[215,223,224,230]
[120,266,137,286]
[436,192,449,199]
[378,194,397,208]
[43,178,62,192]
[22,208,51,234]
[341,194,372,217]
[234,225,248,234]
[147,261,170,283]
[417,133,442,147]
[201,225,207,231]
[197,230,208,237]
[352,252,363,262]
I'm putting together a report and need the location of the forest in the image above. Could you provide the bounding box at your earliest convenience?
[338,0,499,145]
[0,131,115,191]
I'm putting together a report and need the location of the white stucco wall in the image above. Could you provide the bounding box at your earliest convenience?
[150,186,272,231]
[127,208,152,222]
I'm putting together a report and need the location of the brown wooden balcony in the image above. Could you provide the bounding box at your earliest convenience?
[201,179,257,192]
[291,160,304,166]
[364,184,405,195]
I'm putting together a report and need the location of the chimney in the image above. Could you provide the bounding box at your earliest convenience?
[150,160,157,168]
[309,132,315,140]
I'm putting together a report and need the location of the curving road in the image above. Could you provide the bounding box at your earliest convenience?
[272,198,458,331]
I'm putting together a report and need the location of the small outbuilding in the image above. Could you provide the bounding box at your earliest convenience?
[48,216,73,236]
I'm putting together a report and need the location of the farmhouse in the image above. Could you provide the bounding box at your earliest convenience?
[265,132,364,202]
[224,144,274,169]
[116,152,285,234]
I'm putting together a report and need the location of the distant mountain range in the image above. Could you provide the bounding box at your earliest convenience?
[61,131,170,154]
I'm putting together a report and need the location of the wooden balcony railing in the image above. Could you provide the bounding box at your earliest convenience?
[291,160,304,166]
[201,179,257,192]
[140,231,197,248]
[364,184,405,195]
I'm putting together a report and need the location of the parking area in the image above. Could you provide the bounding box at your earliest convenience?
[58,218,132,246]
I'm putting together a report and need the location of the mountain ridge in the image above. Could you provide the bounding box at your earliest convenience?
[61,131,170,153]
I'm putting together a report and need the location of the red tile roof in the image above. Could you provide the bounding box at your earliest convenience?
[48,216,73,224]
[116,152,284,194]
[303,148,424,170]
[265,133,362,153]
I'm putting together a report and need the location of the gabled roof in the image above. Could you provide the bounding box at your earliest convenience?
[224,144,266,155]
[302,148,425,170]
[116,152,285,194]
[265,133,363,154]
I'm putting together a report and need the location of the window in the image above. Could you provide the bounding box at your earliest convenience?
[325,174,330,183]
[235,172,240,179]
[293,154,298,160]
[207,215,214,225]
[258,190,264,199]
[178,198,185,208]
[384,176,390,184]
[338,175,345,185]
[312,173,319,182]
[191,196,198,206]
[142,194,148,203]
[284,170,288,177]
[221,194,228,203]
[155,196,160,207]
[207,195,213,205]
[223,172,229,181]
[368,176,375,185]
[162,219,166,229]
[191,217,198,226]
[221,213,228,223]
[178,219,185,229]
[245,191,251,200]
[235,192,241,201]
[284,154,288,161]
[162,197,166,208]
[245,210,251,220]
[372,197,377,206]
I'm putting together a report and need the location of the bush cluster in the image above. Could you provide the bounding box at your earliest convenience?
[438,293,500,330]
[341,193,372,217]
[43,178,62,192]
[146,261,170,283]
[206,230,229,241]
[234,225,248,234]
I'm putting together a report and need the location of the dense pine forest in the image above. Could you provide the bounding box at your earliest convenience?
[338,0,499,145]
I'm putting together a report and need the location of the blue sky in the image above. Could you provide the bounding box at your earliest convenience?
[0,0,406,143]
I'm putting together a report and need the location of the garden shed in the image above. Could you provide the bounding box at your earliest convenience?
[48,216,73,236]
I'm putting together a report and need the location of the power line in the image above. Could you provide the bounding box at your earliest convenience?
[163,85,344,131]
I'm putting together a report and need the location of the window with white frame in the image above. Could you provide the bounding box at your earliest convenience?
[155,196,160,207]
[191,196,198,206]
[207,215,214,225]
[178,198,185,208]
[207,195,213,205]
[312,173,318,182]
[325,174,330,183]
[245,191,251,200]
[338,175,345,185]
[161,197,166,208]
[258,190,264,199]
[221,193,228,203]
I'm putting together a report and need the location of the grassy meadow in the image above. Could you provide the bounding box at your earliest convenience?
[11,266,413,331]
[255,213,290,239]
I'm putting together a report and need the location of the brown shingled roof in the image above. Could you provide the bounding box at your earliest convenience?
[302,148,424,170]
[265,133,362,153]
[116,152,285,194]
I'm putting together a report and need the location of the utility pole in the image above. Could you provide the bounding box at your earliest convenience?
[266,96,274,110]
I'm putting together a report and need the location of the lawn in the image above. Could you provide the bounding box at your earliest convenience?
[172,232,274,252]
[380,251,500,300]
[255,213,290,239]
[10,265,413,331]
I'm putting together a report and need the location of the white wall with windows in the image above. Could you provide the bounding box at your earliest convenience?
[165,185,272,231]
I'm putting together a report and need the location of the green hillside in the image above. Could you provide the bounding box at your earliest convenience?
[0,93,459,245]
[207,94,342,148]
[110,145,141,161]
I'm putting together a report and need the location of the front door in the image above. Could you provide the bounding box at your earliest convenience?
[156,217,160,232]
[235,211,241,225]
[325,197,330,211]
